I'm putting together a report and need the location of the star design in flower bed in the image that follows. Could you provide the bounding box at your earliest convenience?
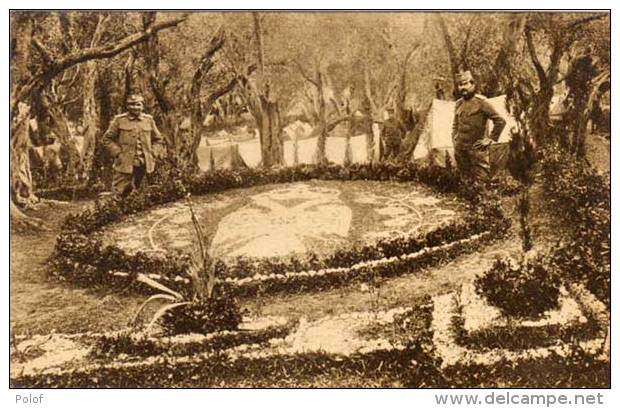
[99,181,464,261]
[211,183,352,259]
[352,187,458,241]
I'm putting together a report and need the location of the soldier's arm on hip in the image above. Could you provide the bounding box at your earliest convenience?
[480,99,506,141]
[452,101,460,142]
[102,116,122,158]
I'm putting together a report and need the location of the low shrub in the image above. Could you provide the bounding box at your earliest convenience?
[159,286,242,336]
[90,332,163,359]
[474,256,561,319]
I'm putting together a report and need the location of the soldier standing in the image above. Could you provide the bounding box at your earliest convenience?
[452,71,506,186]
[103,94,165,197]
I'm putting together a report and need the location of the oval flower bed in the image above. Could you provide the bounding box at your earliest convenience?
[51,163,510,297]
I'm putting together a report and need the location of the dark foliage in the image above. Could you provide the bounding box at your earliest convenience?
[540,144,610,306]
[159,286,242,336]
[474,256,561,319]
[89,332,164,359]
[88,321,295,360]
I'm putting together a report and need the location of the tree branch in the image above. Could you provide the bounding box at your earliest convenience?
[190,25,227,119]
[90,14,110,48]
[17,14,188,105]
[294,60,319,88]
[568,14,606,29]
[307,115,351,139]
[524,24,547,84]
[57,12,77,54]
[435,13,459,82]
[31,37,53,66]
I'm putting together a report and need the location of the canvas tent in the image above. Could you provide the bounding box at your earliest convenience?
[411,95,518,171]
[196,138,248,172]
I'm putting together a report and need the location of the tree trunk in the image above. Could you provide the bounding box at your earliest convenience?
[124,52,139,98]
[10,14,38,208]
[256,99,283,167]
[572,71,610,158]
[314,70,329,166]
[81,15,109,183]
[89,62,115,187]
[435,14,459,96]
[11,103,37,206]
[81,60,100,181]
[490,14,527,96]
[362,68,377,162]
[47,102,83,181]
[530,86,554,146]
[10,200,48,232]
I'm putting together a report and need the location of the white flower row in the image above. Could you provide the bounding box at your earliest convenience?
[12,305,419,381]
[567,283,609,330]
[567,283,610,361]
[12,315,292,378]
[12,328,410,380]
[105,232,490,292]
[220,232,489,286]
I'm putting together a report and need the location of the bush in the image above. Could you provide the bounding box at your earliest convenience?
[159,286,242,336]
[540,144,610,306]
[90,332,163,359]
[474,256,561,319]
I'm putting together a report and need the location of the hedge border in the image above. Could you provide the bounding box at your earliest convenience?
[51,163,509,296]
[11,301,435,388]
[432,283,608,369]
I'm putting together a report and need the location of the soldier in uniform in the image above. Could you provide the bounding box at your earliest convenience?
[381,107,406,161]
[452,71,506,186]
[103,94,165,197]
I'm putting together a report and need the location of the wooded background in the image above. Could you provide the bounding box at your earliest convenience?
[9,11,610,228]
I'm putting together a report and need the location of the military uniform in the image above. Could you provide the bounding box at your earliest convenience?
[452,94,506,184]
[103,112,164,197]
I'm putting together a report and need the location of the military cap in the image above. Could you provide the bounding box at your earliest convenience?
[126,94,145,103]
[456,71,474,83]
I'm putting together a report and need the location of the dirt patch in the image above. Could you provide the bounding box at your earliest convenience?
[10,201,145,336]
[241,237,522,323]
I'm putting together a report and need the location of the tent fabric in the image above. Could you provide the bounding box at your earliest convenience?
[198,135,373,170]
[196,141,247,172]
[197,120,379,171]
[412,95,517,169]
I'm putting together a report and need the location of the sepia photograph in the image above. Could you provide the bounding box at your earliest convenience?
[8,8,611,390]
